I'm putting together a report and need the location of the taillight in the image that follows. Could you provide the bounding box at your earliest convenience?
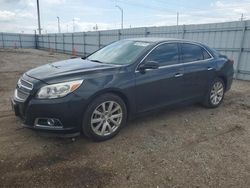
[228,59,234,64]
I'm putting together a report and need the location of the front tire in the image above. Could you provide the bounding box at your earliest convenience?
[82,93,127,141]
[203,78,225,108]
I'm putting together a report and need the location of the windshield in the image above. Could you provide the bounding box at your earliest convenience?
[87,40,151,65]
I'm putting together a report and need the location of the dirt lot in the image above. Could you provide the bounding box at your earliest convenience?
[0,48,250,188]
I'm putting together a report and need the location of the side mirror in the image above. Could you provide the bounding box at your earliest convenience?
[138,61,159,72]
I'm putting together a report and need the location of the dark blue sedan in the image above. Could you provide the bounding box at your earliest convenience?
[12,38,234,141]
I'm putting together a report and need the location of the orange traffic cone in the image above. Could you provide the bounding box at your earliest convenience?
[49,48,53,55]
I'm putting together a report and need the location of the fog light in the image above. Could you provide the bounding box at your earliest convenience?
[47,119,55,126]
[35,118,63,128]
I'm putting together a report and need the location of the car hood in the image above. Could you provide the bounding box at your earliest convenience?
[26,58,121,84]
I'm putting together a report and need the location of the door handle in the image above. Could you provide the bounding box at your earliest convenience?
[174,73,184,78]
[207,67,214,71]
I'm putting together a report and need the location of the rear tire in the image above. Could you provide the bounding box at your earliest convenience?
[82,93,127,141]
[202,78,225,108]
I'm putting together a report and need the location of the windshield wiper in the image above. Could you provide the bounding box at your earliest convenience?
[88,59,104,64]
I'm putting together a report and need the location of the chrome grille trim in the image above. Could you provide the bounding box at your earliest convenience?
[15,77,33,102]
[18,78,33,91]
[14,89,27,102]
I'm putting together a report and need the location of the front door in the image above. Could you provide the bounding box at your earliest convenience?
[135,43,185,113]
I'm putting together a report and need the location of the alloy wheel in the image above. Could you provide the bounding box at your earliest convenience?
[210,81,224,105]
[90,101,123,136]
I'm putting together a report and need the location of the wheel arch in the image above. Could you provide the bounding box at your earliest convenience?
[217,75,227,89]
[85,88,132,118]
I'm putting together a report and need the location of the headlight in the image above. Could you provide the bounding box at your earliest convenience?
[36,80,83,99]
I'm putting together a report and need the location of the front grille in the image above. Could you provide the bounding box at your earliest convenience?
[15,89,29,101]
[15,77,33,102]
[20,79,33,90]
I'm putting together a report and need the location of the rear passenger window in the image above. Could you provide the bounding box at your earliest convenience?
[145,43,179,66]
[181,43,211,63]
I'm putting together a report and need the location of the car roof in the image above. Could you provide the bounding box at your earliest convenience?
[125,37,202,45]
[125,37,214,57]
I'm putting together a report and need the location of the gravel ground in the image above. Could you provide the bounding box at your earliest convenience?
[0,48,250,188]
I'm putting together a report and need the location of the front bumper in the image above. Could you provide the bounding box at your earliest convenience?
[11,93,87,134]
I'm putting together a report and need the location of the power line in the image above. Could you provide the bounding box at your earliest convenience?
[112,0,250,27]
[115,0,250,15]
[115,0,177,13]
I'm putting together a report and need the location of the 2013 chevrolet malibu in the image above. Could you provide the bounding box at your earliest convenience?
[11,38,234,141]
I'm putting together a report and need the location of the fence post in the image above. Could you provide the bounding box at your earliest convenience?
[62,33,65,53]
[83,32,86,56]
[118,29,121,40]
[144,27,149,37]
[72,33,74,54]
[1,33,4,48]
[34,33,37,49]
[19,34,22,48]
[35,30,38,49]
[42,35,44,49]
[48,34,50,50]
[55,34,57,52]
[98,31,101,49]
[182,25,186,39]
[235,21,247,79]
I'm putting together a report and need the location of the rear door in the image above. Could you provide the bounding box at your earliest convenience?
[180,43,216,100]
[135,43,185,113]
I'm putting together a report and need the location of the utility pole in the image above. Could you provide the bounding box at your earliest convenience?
[36,0,42,35]
[115,5,123,29]
[57,16,61,33]
[177,12,179,36]
[93,24,98,31]
[72,18,75,33]
[240,13,245,21]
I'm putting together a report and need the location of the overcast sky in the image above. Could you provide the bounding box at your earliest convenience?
[0,0,250,34]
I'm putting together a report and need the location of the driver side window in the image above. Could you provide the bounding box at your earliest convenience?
[145,43,179,66]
